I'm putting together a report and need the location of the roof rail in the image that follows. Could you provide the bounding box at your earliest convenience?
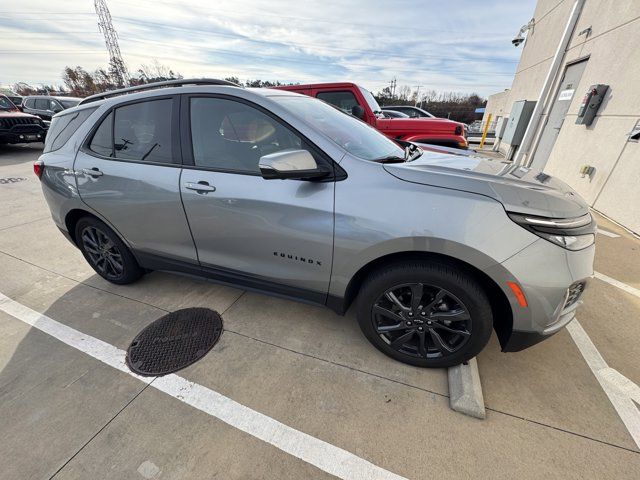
[78,78,241,105]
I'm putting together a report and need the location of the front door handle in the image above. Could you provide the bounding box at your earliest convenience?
[184,181,216,193]
[82,168,103,177]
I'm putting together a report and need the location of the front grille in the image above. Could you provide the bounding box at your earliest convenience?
[564,281,586,309]
[1,117,41,128]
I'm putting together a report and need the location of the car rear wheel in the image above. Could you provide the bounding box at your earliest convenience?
[75,217,143,285]
[356,261,493,368]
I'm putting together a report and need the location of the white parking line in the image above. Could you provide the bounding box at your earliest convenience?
[594,271,640,299]
[0,292,406,480]
[567,320,640,449]
[597,229,620,238]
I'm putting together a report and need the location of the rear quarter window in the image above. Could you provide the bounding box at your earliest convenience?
[43,107,97,153]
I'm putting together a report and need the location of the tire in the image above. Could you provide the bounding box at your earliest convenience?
[75,216,144,285]
[356,260,493,368]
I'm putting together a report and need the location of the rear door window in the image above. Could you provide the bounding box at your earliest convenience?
[113,99,173,164]
[88,112,114,157]
[316,91,361,114]
[35,99,49,110]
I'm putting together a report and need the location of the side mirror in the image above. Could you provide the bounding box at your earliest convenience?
[52,106,63,113]
[259,149,330,180]
[351,105,365,119]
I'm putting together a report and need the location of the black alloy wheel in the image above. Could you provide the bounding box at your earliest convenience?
[356,261,493,368]
[372,283,472,360]
[81,225,124,280]
[75,216,144,285]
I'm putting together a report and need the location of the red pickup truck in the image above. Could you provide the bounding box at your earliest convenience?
[277,82,467,148]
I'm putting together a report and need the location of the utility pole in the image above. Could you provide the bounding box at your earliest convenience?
[390,78,397,98]
[94,0,129,87]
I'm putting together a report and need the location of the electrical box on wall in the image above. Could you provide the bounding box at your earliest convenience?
[494,116,508,139]
[575,84,608,126]
[502,100,536,146]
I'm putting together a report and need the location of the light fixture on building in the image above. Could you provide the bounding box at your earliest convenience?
[512,19,535,47]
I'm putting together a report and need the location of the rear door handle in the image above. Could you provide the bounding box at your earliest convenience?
[81,168,103,177]
[184,181,216,193]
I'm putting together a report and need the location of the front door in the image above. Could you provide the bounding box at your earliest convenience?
[74,96,198,264]
[530,59,588,171]
[180,95,335,301]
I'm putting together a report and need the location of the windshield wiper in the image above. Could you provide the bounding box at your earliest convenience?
[374,155,406,164]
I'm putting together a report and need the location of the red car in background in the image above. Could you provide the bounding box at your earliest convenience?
[277,82,467,148]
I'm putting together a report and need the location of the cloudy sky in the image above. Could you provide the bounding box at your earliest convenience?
[0,0,536,97]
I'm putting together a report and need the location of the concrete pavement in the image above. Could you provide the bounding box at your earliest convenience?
[1,144,639,479]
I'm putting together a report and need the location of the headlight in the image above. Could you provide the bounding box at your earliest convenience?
[508,212,595,251]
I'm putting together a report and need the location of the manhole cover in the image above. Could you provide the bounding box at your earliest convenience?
[126,308,223,376]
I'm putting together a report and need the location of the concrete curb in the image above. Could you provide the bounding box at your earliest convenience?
[447,357,486,419]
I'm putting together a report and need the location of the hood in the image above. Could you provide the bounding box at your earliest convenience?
[0,110,40,120]
[383,151,589,218]
[377,117,462,133]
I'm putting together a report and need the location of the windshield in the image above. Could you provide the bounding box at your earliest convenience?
[272,95,404,161]
[59,99,80,109]
[0,96,16,110]
[358,87,382,114]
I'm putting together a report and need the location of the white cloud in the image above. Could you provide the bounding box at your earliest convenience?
[0,0,536,96]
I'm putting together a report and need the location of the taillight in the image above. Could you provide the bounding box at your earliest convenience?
[454,125,463,135]
[33,161,44,179]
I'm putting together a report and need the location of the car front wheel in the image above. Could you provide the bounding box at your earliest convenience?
[356,261,493,368]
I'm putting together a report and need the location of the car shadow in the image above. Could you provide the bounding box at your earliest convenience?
[0,143,44,166]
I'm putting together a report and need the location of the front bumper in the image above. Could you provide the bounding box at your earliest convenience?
[499,238,594,351]
[0,124,47,144]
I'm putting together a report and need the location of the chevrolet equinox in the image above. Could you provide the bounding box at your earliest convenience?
[36,79,595,368]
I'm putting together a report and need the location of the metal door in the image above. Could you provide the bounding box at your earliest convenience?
[530,60,588,171]
[180,95,335,300]
[75,96,198,264]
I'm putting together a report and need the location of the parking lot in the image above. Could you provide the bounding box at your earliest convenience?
[1,143,639,479]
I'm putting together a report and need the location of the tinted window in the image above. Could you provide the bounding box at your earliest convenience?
[113,99,173,163]
[43,107,96,153]
[88,112,114,157]
[398,108,420,118]
[0,96,14,110]
[316,91,360,114]
[190,97,304,173]
[35,99,49,110]
[272,95,404,161]
[60,99,80,109]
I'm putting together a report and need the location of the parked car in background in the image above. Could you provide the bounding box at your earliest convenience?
[277,82,468,148]
[0,94,47,145]
[6,94,23,108]
[23,96,82,124]
[383,105,435,118]
[381,109,409,119]
[36,79,594,368]
[0,89,23,107]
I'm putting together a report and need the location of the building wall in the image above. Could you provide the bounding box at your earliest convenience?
[483,89,510,121]
[483,0,640,233]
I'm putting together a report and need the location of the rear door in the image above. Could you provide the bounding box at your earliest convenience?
[34,98,52,121]
[180,94,335,301]
[74,96,198,265]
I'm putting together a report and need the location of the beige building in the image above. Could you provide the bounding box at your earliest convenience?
[484,0,640,233]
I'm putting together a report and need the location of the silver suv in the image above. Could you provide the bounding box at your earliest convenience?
[37,79,595,368]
